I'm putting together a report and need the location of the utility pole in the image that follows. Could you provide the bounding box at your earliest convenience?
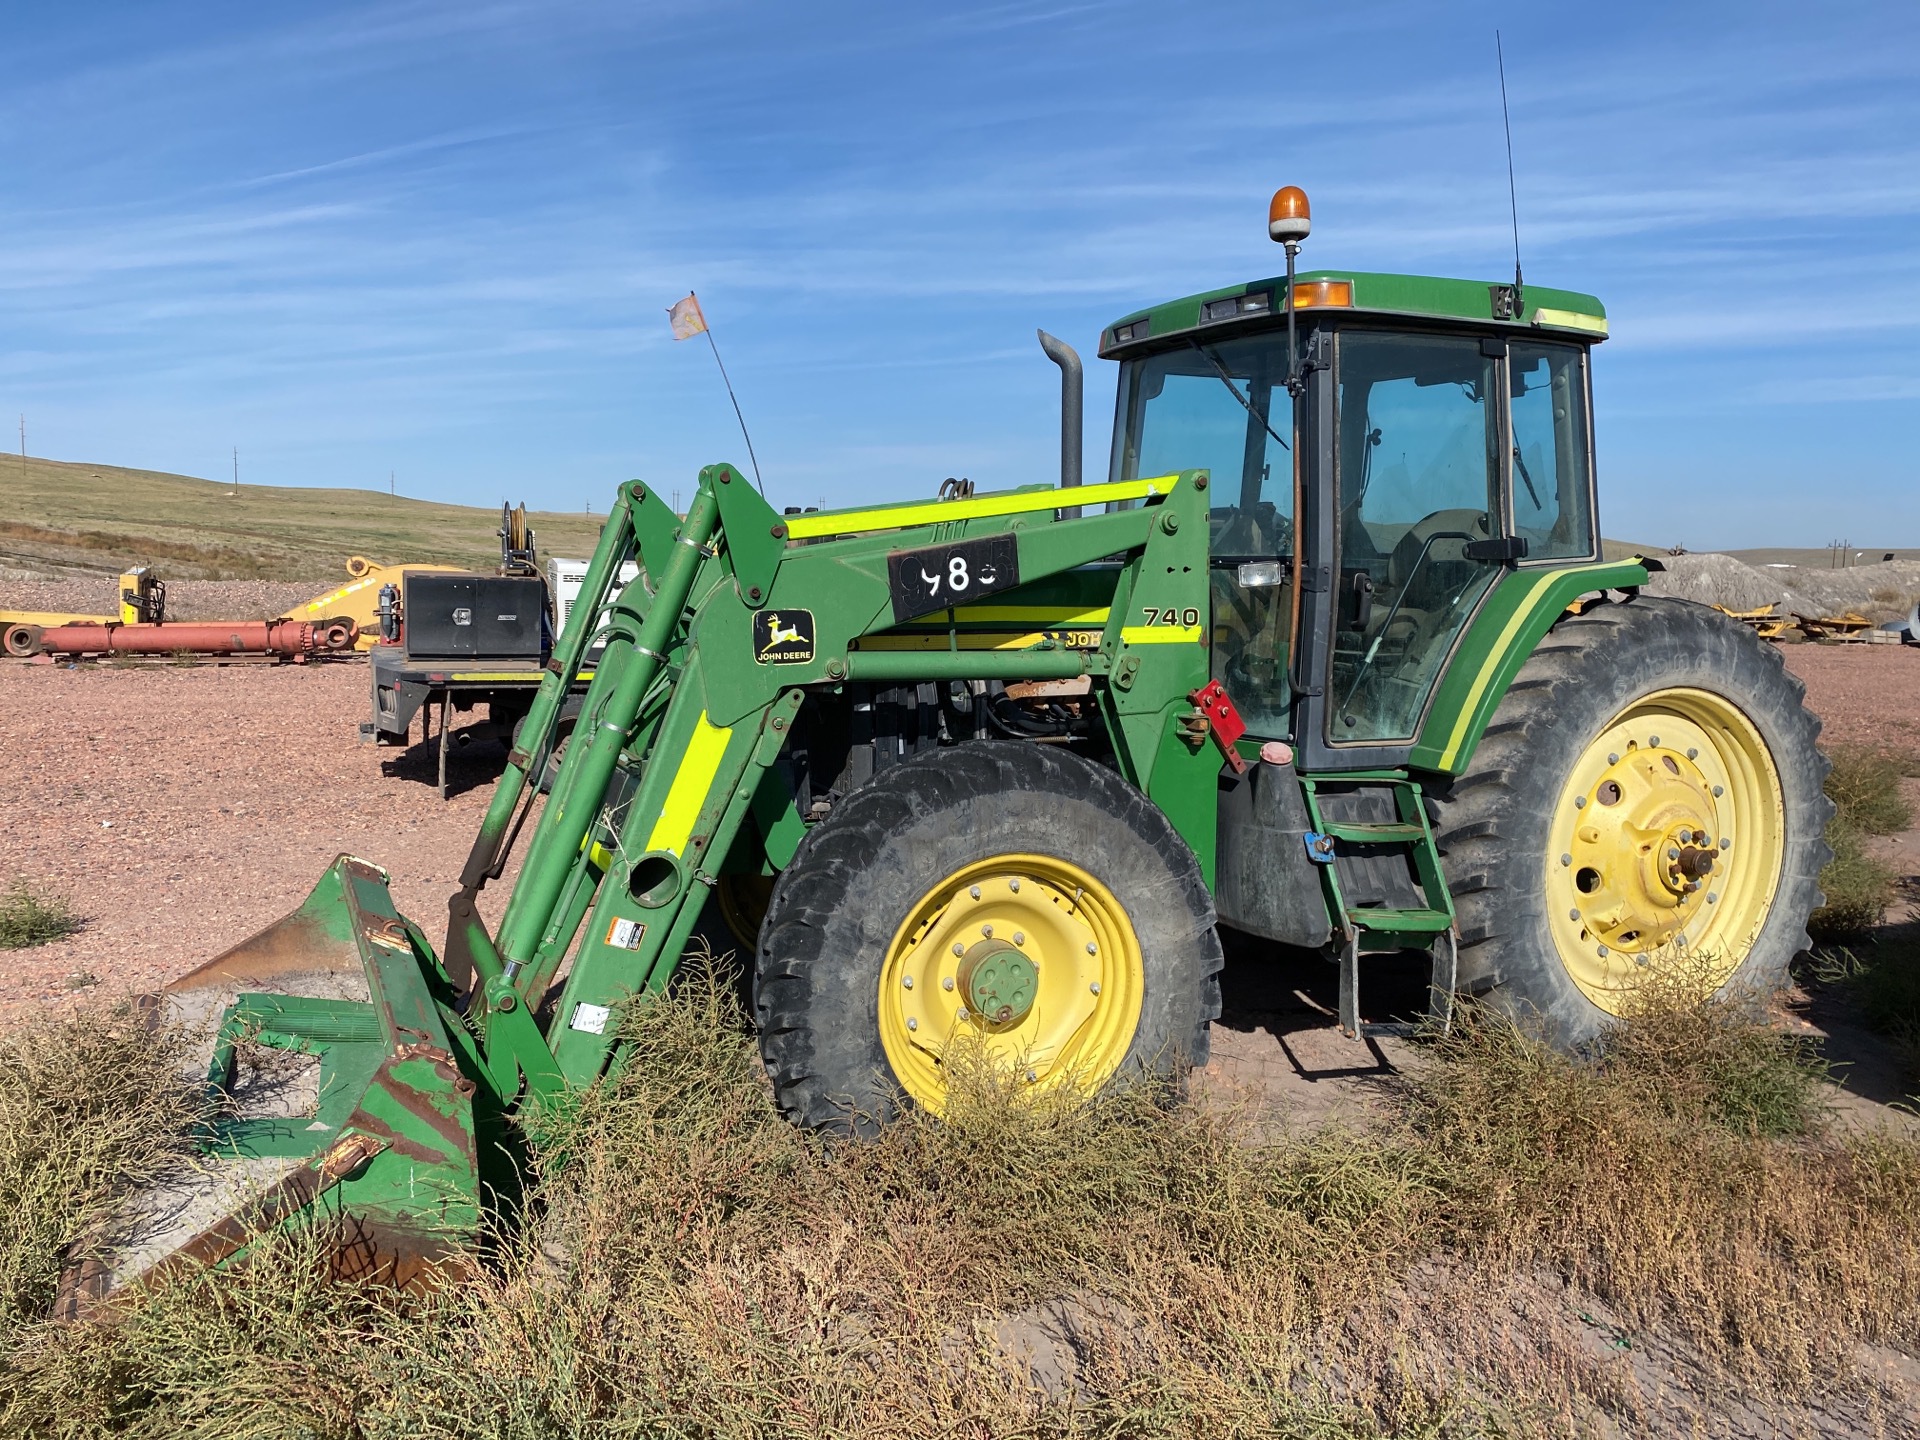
[18,415,23,467]
[390,470,395,501]
[232,447,239,493]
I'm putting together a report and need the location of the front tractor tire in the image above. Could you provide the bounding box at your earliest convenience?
[1432,596,1831,1046]
[755,740,1223,1135]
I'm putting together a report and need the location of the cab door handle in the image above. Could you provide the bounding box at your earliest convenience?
[1346,571,1375,631]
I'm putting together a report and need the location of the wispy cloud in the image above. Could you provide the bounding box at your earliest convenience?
[0,0,1912,542]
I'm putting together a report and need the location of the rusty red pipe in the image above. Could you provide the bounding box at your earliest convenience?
[33,618,357,656]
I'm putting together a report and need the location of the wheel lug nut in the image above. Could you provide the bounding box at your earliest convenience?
[1607,752,1619,765]
[906,1017,918,1031]
[1635,954,1649,967]
[1706,893,1717,904]
[1721,837,1731,850]
[943,976,955,990]
[1025,1070,1037,1083]
[1649,735,1660,747]
[953,942,965,956]
[1085,942,1098,955]
[1598,944,1610,957]
[1667,848,1680,860]
[1570,909,1581,921]
[1012,931,1025,946]
[1009,878,1021,892]
[902,975,914,989]
[981,924,993,938]
[1687,747,1698,759]
[1712,785,1724,797]
[1090,981,1101,995]
[1575,796,1587,809]
[1560,853,1572,867]
[969,885,981,900]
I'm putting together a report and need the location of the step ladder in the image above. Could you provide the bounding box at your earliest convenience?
[1298,772,1458,1041]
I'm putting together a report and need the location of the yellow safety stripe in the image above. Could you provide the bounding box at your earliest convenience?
[1433,559,1623,769]
[1532,307,1609,337]
[1119,625,1204,645]
[783,474,1182,539]
[855,632,1100,652]
[644,712,733,856]
[900,606,1111,627]
[861,622,1199,651]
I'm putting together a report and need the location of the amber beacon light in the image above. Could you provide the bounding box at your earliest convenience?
[1270,185,1313,397]
[1268,185,1311,244]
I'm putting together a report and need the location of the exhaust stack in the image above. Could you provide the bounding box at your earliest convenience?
[1037,330,1083,519]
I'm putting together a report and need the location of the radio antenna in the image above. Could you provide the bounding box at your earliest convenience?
[1496,30,1524,306]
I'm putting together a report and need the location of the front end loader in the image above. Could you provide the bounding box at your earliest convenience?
[64,186,1830,1313]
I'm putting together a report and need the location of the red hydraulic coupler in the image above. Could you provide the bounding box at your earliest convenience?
[1185,679,1250,774]
[33,618,357,657]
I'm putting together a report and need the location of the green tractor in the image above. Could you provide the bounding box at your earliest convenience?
[65,186,1828,1311]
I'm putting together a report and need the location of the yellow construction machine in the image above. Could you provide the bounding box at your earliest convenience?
[1,568,166,656]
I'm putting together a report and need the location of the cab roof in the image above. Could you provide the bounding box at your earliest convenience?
[1097,269,1608,359]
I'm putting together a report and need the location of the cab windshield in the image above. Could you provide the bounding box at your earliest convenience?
[1110,335,1293,554]
[1110,333,1296,734]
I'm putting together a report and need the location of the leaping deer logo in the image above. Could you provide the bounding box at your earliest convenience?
[756,610,813,662]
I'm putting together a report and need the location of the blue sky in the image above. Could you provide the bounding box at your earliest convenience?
[3,1,1915,546]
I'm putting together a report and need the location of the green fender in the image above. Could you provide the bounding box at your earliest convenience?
[1407,557,1651,775]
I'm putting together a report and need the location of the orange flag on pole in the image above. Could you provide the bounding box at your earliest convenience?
[667,293,707,340]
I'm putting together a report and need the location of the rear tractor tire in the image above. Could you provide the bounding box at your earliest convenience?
[1432,596,1831,1047]
[755,740,1223,1135]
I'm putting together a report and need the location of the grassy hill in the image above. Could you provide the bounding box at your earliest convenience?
[7,455,1908,584]
[0,456,610,581]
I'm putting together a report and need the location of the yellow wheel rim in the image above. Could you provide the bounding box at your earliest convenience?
[877,854,1146,1113]
[1546,687,1786,1011]
[714,873,774,950]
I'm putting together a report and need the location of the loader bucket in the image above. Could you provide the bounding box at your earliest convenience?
[55,856,487,1319]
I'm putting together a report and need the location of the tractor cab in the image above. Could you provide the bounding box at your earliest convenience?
[1098,190,1609,772]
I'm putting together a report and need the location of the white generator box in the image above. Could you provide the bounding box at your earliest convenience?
[548,558,640,639]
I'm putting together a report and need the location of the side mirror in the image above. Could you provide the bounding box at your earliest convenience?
[1462,536,1529,563]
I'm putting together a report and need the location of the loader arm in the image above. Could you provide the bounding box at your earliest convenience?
[79,460,1221,1318]
[457,462,1220,1095]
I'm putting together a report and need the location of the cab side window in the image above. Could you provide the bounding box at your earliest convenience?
[1330,332,1500,743]
[1509,342,1596,560]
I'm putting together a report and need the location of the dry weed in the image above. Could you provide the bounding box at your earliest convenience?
[4,973,1918,1438]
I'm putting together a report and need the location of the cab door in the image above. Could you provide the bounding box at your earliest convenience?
[1111,335,1296,736]
[1294,329,1514,771]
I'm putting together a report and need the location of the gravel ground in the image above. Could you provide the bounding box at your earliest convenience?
[0,662,517,1015]
[0,577,337,622]
[3,637,1916,1087]
[1781,641,1920,752]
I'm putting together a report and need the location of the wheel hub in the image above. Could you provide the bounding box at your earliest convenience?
[1567,743,1719,951]
[957,940,1038,1029]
